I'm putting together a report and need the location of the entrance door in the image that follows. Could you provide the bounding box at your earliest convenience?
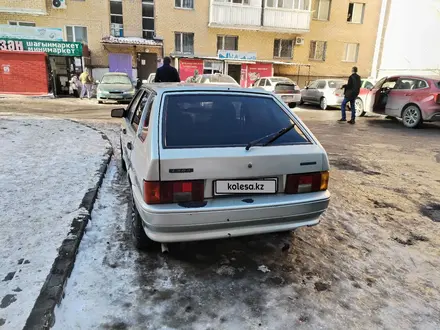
[109,53,132,79]
[137,53,157,81]
[227,64,241,84]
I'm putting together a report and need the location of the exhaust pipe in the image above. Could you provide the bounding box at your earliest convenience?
[161,243,169,254]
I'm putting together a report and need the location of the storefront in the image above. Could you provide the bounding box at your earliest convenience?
[0,37,84,96]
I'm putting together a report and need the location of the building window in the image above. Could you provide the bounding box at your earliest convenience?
[110,0,124,37]
[343,43,359,62]
[9,21,36,27]
[175,0,194,9]
[214,0,250,4]
[142,0,155,39]
[204,60,223,74]
[313,0,331,20]
[175,32,194,54]
[66,26,88,44]
[217,35,238,51]
[273,39,294,58]
[309,40,327,61]
[347,3,365,23]
[266,0,307,10]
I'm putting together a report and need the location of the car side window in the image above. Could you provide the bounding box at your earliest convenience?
[265,80,272,86]
[132,90,151,132]
[126,90,145,122]
[253,79,260,87]
[394,79,415,90]
[382,79,397,89]
[259,79,266,86]
[308,81,318,89]
[364,81,374,89]
[413,79,428,89]
[138,95,155,141]
[317,81,326,89]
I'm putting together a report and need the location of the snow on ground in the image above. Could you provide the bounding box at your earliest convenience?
[0,116,110,329]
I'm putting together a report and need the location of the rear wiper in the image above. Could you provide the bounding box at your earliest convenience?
[245,123,296,151]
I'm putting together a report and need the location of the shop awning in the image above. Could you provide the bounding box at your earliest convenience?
[101,36,162,47]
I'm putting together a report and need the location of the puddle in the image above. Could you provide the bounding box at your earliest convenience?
[421,203,440,222]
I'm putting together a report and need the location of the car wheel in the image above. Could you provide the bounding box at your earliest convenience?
[355,98,366,117]
[288,102,297,108]
[299,98,304,105]
[402,105,423,128]
[320,97,328,110]
[131,196,153,250]
[98,100,103,104]
[120,141,127,171]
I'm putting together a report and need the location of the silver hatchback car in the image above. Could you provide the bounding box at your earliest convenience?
[301,79,346,110]
[112,84,330,249]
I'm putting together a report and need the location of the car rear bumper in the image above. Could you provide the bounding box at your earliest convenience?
[133,189,330,243]
[279,94,301,104]
[327,95,344,106]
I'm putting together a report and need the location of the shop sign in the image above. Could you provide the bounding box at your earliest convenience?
[0,25,63,41]
[179,58,204,81]
[218,50,257,61]
[241,63,273,88]
[0,38,82,57]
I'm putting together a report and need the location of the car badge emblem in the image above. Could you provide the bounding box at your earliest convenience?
[248,162,252,169]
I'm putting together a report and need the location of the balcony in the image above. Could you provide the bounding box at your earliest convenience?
[208,0,311,33]
[209,1,262,29]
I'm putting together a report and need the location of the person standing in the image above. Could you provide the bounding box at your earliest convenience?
[79,68,93,99]
[154,57,180,83]
[339,66,361,124]
[69,73,80,98]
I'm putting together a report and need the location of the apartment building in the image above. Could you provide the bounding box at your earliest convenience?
[156,0,383,86]
[0,0,162,95]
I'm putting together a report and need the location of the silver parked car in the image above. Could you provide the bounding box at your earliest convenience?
[300,79,346,110]
[97,72,136,104]
[192,73,240,86]
[112,84,330,249]
[252,76,301,108]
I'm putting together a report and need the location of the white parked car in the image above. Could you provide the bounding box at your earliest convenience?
[252,77,301,108]
[112,84,330,249]
[300,79,346,110]
[191,73,240,86]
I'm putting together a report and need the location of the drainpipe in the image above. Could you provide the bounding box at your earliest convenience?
[261,0,265,26]
[370,0,389,80]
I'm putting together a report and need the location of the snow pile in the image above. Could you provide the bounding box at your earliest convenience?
[0,116,110,329]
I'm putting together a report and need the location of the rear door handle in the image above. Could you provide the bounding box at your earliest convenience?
[122,128,127,134]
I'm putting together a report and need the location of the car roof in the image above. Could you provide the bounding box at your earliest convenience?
[140,83,272,95]
[387,75,440,81]
[103,72,129,76]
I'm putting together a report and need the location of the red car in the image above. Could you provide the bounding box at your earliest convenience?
[365,75,440,128]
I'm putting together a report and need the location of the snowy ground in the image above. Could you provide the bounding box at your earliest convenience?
[53,116,440,330]
[0,116,110,329]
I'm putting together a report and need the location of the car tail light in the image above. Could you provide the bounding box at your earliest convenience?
[143,180,204,204]
[285,171,329,194]
[294,85,300,91]
[433,93,440,104]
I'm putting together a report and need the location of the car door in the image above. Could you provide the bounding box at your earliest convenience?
[302,80,318,102]
[258,78,268,91]
[121,89,145,167]
[265,79,274,92]
[385,78,416,117]
[315,80,327,103]
[365,77,389,115]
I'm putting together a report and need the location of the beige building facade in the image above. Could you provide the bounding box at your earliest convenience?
[155,0,383,86]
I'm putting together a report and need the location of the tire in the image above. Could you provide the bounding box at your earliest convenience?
[98,100,103,104]
[320,97,328,110]
[355,98,366,117]
[402,105,422,128]
[131,196,153,250]
[120,140,127,171]
[288,102,297,108]
[299,98,304,105]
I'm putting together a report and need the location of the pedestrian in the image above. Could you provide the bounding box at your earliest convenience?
[79,68,93,99]
[69,73,80,98]
[339,66,361,124]
[154,57,180,83]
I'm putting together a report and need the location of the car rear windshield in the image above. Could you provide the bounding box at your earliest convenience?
[275,83,297,93]
[163,93,310,148]
[101,75,132,84]
[436,81,440,89]
[200,75,237,84]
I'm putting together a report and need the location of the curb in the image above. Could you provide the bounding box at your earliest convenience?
[23,123,113,330]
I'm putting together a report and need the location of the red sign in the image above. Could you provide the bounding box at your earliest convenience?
[178,59,204,82]
[241,63,273,88]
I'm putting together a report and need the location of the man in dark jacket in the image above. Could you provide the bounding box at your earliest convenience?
[154,57,181,83]
[339,66,361,124]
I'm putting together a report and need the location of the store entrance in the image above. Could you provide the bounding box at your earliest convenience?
[227,64,241,84]
[48,56,82,97]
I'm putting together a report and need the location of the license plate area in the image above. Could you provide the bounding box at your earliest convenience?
[214,178,278,195]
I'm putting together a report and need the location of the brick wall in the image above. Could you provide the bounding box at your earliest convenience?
[0,51,48,95]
